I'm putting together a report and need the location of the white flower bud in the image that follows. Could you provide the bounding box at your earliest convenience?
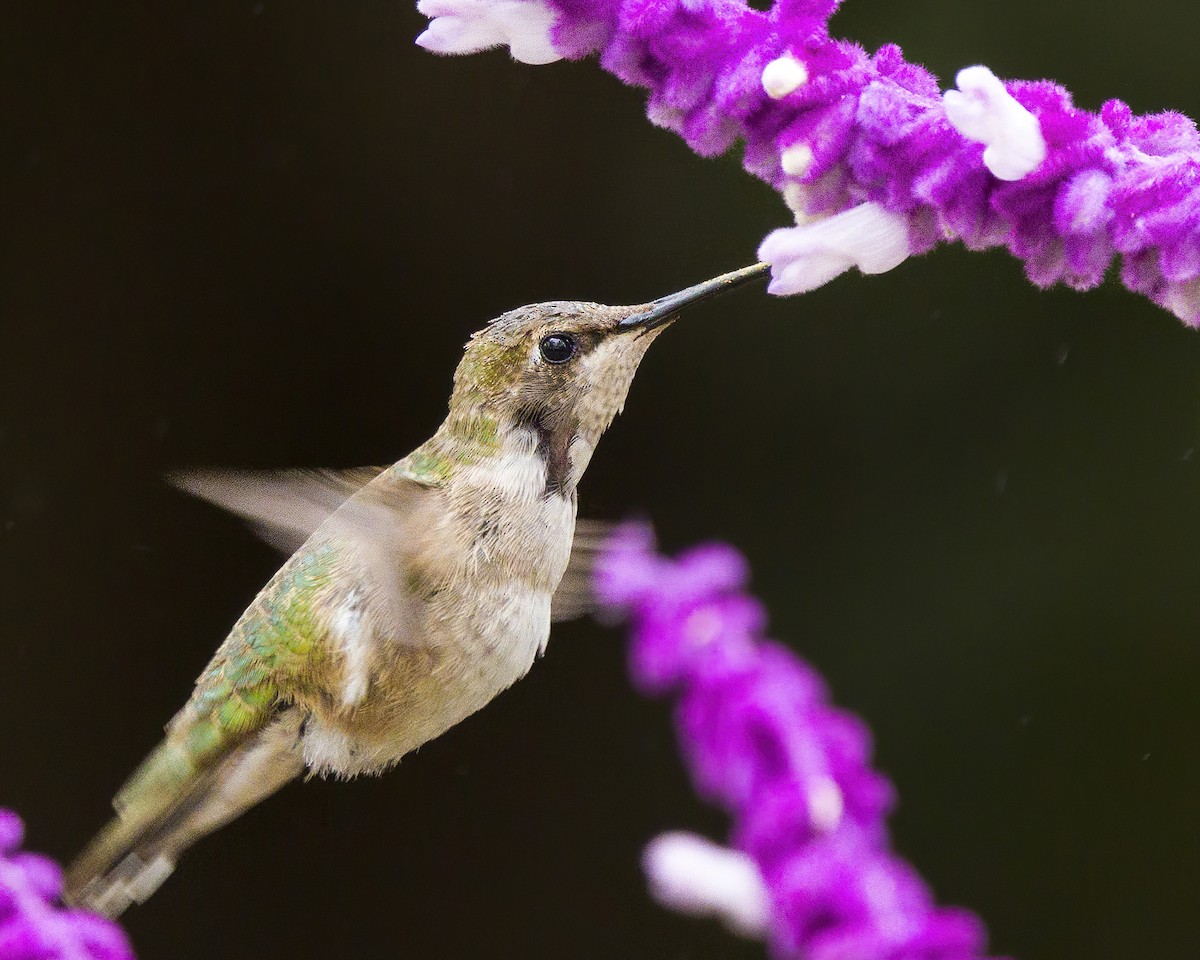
[780,143,814,177]
[761,56,808,99]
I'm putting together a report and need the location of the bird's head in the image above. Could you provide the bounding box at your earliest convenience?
[443,263,768,492]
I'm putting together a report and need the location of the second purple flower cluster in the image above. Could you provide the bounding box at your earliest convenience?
[0,811,133,960]
[597,525,1002,960]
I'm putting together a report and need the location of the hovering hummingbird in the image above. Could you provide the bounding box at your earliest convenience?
[64,262,769,917]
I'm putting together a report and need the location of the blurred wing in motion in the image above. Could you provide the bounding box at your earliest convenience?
[169,466,389,552]
[172,465,445,644]
[551,518,615,621]
[178,467,603,622]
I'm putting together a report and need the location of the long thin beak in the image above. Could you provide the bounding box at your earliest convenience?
[617,262,771,330]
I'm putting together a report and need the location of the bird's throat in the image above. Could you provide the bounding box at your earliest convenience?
[524,413,574,498]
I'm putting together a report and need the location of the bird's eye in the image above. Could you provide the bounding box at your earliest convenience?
[539,333,576,364]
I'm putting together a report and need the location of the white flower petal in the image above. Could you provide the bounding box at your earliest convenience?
[761,56,808,100]
[943,65,1045,181]
[757,202,912,295]
[643,832,770,937]
[416,0,561,65]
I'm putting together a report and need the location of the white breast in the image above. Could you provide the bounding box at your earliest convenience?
[302,425,578,778]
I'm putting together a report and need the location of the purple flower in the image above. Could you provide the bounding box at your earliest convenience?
[595,525,1005,960]
[416,0,1200,325]
[0,810,134,960]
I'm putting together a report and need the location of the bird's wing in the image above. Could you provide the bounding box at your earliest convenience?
[170,466,391,553]
[550,518,615,621]
[172,465,446,648]
[176,465,609,620]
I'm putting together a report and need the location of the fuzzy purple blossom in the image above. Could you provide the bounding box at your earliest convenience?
[416,0,1200,325]
[594,524,1003,960]
[0,810,134,960]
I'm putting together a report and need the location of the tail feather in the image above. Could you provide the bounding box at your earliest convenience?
[65,733,218,907]
[65,712,303,917]
[70,835,183,918]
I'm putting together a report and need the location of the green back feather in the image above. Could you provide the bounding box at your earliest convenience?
[114,543,338,815]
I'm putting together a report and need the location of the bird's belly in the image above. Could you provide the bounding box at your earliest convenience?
[300,465,573,778]
[300,582,552,778]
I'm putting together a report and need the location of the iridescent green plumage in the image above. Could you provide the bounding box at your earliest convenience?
[67,542,342,909]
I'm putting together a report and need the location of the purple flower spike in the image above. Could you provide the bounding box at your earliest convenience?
[416,0,1200,325]
[0,809,135,960]
[0,814,24,856]
[595,525,1006,960]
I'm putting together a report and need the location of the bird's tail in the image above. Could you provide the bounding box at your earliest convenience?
[65,711,303,918]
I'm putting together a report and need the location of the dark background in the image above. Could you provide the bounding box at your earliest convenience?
[4,1,1200,958]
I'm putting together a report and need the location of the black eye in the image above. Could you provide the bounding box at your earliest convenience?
[539,333,576,364]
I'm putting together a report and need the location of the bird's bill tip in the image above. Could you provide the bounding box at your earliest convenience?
[618,262,770,329]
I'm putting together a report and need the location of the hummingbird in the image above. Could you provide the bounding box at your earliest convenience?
[64,262,769,917]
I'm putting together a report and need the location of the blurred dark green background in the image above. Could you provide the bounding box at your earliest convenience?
[4,2,1200,958]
